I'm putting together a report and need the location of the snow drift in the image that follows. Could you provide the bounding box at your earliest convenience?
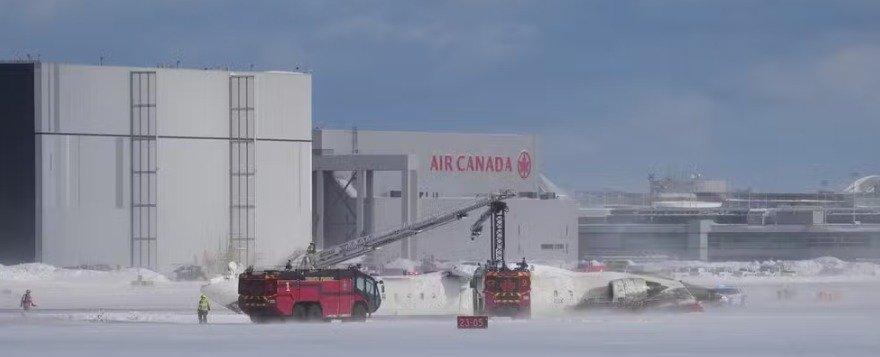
[0,263,169,282]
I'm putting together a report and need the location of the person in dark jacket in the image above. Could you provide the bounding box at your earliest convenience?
[20,290,37,311]
[197,294,211,324]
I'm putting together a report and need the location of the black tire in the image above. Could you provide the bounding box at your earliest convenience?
[472,289,483,315]
[292,304,308,322]
[306,304,323,322]
[351,303,368,322]
[249,314,268,324]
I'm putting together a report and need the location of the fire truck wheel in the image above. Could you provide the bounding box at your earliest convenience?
[306,304,323,322]
[292,304,308,321]
[351,303,368,322]
[472,300,484,316]
[514,310,531,320]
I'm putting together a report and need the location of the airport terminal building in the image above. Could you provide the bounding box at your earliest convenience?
[577,175,880,262]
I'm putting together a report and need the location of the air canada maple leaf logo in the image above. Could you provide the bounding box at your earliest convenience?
[517,151,532,179]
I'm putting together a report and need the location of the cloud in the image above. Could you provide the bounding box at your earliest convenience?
[747,44,880,121]
[541,42,880,192]
[311,3,538,69]
[4,1,878,192]
[2,0,77,25]
[818,46,880,97]
[538,88,720,191]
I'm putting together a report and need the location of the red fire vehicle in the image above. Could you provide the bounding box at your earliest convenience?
[238,267,382,323]
[576,260,608,272]
[471,266,531,318]
[469,201,532,319]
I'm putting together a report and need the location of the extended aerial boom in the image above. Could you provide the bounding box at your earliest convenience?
[294,190,516,269]
[470,201,510,269]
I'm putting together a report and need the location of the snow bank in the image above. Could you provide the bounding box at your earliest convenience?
[0,310,249,324]
[381,258,419,273]
[0,263,169,283]
[785,257,879,276]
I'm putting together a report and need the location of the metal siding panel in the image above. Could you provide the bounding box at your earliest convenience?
[39,135,129,267]
[157,139,229,271]
[54,64,131,135]
[255,73,311,141]
[255,141,311,267]
[155,70,228,138]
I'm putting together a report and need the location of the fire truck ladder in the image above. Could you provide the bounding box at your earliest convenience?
[470,201,509,270]
[294,190,516,269]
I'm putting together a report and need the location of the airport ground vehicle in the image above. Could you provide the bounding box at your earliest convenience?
[576,260,608,272]
[238,191,515,323]
[238,267,381,322]
[469,201,532,318]
[471,265,531,318]
[173,265,208,281]
[710,286,747,306]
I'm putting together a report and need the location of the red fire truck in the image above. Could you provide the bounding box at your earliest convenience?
[238,267,382,323]
[471,267,531,318]
[469,201,532,318]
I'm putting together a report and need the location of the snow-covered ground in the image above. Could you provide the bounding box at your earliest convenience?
[2,261,880,356]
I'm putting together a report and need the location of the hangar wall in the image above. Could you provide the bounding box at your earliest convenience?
[370,197,578,264]
[20,62,311,272]
[314,129,577,265]
[316,130,539,197]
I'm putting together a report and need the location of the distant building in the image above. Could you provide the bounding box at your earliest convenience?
[577,174,880,261]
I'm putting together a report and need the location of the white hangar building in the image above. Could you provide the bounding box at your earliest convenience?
[0,62,312,272]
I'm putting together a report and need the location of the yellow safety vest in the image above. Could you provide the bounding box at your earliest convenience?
[198,298,210,311]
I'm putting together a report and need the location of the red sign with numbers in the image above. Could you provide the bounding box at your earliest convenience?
[457,315,489,329]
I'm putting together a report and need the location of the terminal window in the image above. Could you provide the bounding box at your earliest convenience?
[541,244,565,250]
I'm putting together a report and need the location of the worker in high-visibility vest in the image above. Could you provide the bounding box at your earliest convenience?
[197,294,211,324]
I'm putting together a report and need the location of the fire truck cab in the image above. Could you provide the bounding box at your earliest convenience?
[471,265,531,319]
[238,267,382,323]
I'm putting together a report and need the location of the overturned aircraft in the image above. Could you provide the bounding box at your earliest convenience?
[202,263,702,316]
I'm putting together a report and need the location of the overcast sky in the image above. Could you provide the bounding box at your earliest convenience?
[3,0,879,192]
